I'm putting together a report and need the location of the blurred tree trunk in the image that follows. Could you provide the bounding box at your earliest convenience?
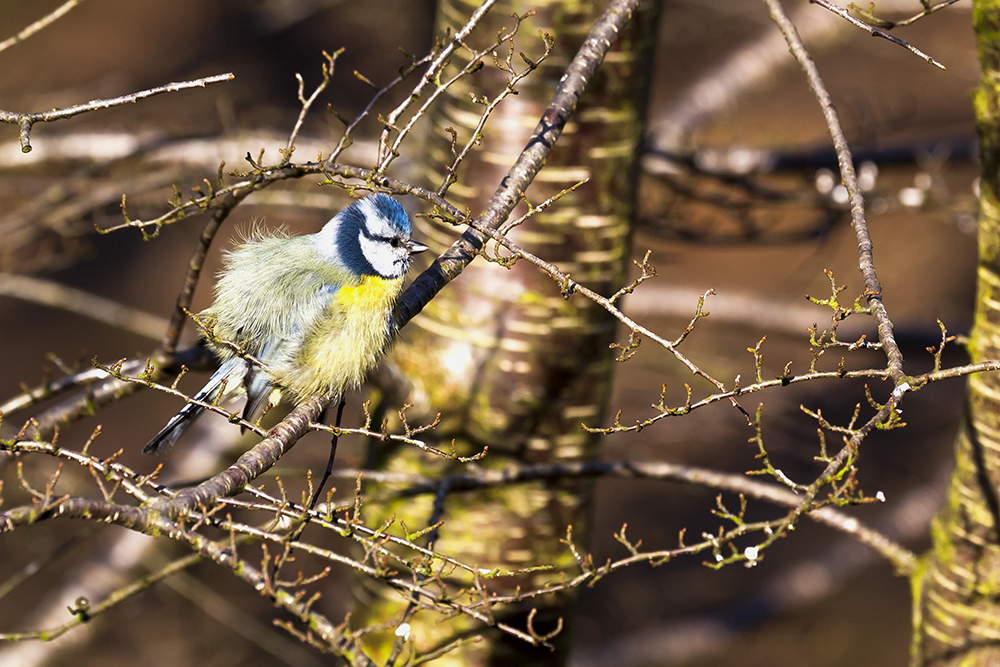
[354,0,658,664]
[911,2,1000,664]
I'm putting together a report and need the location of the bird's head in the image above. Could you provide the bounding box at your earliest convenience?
[315,194,429,279]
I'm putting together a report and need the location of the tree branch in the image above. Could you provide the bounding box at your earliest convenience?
[0,0,88,55]
[763,0,906,386]
[396,0,644,324]
[0,73,234,153]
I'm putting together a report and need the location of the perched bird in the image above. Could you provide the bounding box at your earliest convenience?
[144,193,428,454]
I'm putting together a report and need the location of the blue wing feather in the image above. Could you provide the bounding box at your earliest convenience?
[143,357,248,454]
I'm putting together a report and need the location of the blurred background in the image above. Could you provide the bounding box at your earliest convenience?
[0,0,980,665]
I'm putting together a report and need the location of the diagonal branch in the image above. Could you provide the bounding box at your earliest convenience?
[0,0,88,55]
[809,0,946,69]
[764,0,906,386]
[396,0,644,324]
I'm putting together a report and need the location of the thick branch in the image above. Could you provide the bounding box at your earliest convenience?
[156,392,331,517]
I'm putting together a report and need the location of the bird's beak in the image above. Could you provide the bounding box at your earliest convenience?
[409,240,429,255]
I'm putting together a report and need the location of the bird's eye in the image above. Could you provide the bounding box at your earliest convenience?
[389,237,401,247]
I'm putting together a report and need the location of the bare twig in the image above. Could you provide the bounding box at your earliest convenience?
[437,26,556,196]
[284,50,343,159]
[0,552,201,643]
[160,198,235,357]
[849,0,962,29]
[379,459,918,572]
[374,0,499,170]
[0,0,88,55]
[0,73,234,153]
[810,0,946,69]
[765,0,906,386]
[397,0,645,323]
[380,11,551,180]
[649,0,959,151]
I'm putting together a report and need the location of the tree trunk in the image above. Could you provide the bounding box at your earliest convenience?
[911,2,1000,664]
[352,0,659,664]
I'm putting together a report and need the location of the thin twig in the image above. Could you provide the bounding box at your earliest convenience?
[0,553,201,642]
[381,11,549,179]
[766,0,906,386]
[809,0,945,69]
[161,199,234,357]
[371,459,918,572]
[0,0,87,55]
[850,0,962,29]
[284,50,343,159]
[396,0,645,323]
[0,73,234,153]
[437,25,555,196]
[374,0,499,170]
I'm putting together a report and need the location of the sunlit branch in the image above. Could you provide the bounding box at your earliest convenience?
[764,0,906,386]
[810,0,945,69]
[0,74,234,153]
[0,0,88,55]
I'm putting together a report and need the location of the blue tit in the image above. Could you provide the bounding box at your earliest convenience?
[144,193,429,454]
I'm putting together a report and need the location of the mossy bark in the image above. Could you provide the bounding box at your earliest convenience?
[351,0,658,664]
[911,2,1000,664]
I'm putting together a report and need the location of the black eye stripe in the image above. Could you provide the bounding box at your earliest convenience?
[365,232,402,246]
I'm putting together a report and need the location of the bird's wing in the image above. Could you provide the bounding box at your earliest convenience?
[143,356,248,454]
[239,280,342,426]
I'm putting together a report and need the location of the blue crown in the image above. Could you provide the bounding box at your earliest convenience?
[368,193,411,234]
[338,194,411,237]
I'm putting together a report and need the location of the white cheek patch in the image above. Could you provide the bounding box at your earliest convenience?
[359,230,403,278]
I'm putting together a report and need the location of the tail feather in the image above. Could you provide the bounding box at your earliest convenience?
[241,365,274,433]
[142,401,207,454]
[143,357,247,454]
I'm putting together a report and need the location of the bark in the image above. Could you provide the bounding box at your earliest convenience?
[911,2,1000,663]
[353,0,659,664]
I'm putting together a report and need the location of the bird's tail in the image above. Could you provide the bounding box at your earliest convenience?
[143,357,246,454]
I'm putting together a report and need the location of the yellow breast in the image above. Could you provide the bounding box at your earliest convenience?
[335,274,402,310]
[284,275,404,399]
